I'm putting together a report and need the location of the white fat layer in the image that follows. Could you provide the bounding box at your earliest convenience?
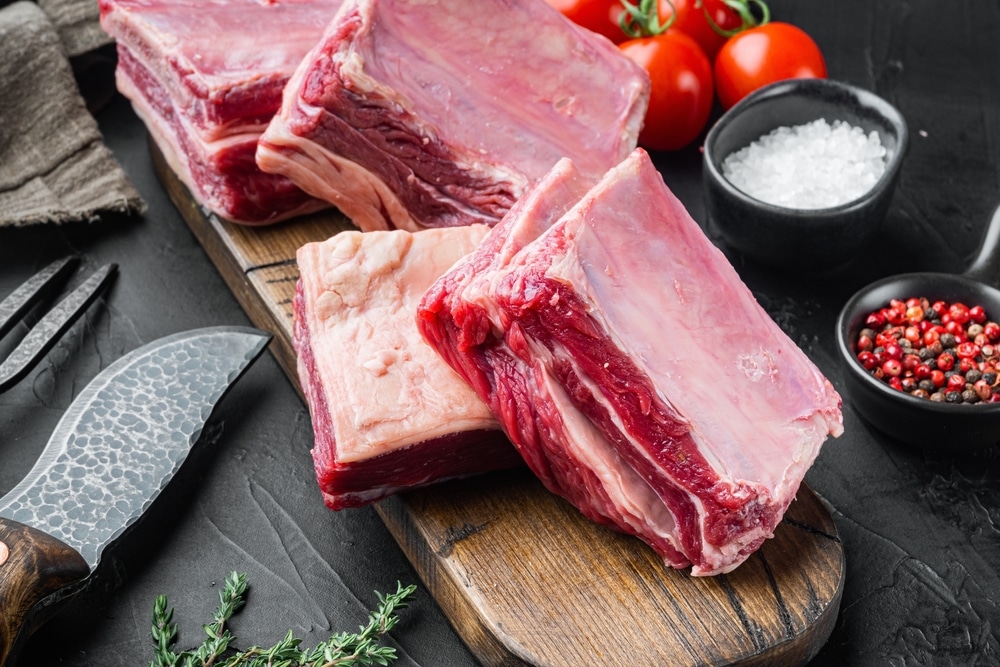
[298,227,497,463]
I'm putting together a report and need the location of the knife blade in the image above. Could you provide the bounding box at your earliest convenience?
[0,325,271,667]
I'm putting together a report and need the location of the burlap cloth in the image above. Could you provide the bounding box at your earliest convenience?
[0,1,144,227]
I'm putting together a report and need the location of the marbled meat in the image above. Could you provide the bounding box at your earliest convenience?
[418,149,843,575]
[257,0,650,232]
[99,0,339,225]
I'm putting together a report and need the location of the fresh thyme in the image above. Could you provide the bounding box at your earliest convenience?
[149,572,417,667]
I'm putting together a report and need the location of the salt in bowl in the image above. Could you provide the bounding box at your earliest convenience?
[702,78,908,272]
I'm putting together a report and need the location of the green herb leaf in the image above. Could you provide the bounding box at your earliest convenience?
[148,574,416,667]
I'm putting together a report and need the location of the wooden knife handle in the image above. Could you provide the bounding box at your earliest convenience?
[0,517,89,667]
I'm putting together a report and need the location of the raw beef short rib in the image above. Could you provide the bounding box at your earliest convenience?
[418,149,843,575]
[257,0,650,232]
[99,0,339,225]
[295,225,521,509]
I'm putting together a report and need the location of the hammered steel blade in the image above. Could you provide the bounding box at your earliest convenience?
[0,326,271,569]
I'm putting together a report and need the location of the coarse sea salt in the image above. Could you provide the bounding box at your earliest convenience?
[721,118,887,209]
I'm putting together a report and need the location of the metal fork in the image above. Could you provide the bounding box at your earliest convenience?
[0,257,118,393]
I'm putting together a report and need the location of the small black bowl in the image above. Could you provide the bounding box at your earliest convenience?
[703,78,908,272]
[835,203,1000,451]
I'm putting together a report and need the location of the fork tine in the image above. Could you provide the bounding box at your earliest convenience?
[0,257,79,341]
[0,263,118,393]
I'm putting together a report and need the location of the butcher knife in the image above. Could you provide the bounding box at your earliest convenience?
[0,326,272,667]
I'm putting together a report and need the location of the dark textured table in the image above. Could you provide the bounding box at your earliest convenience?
[2,0,998,664]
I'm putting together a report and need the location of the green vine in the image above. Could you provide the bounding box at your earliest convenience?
[619,0,675,39]
[703,0,771,38]
[617,0,771,41]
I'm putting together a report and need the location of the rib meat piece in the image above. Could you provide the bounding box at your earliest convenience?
[418,149,843,575]
[295,225,521,509]
[99,0,338,224]
[257,0,649,232]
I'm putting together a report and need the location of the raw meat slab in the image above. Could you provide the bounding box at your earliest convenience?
[99,0,340,224]
[295,226,521,509]
[418,149,844,575]
[257,0,650,232]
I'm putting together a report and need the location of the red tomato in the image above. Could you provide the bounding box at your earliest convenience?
[547,0,740,53]
[620,30,714,151]
[714,22,827,109]
[544,0,628,43]
[660,0,744,59]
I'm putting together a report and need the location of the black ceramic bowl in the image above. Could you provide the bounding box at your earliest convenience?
[835,204,1000,451]
[703,78,908,272]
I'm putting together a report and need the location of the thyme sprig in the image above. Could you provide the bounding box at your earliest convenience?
[149,572,416,667]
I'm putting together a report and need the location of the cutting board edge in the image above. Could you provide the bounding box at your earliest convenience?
[376,496,538,667]
[733,536,845,667]
[377,481,845,667]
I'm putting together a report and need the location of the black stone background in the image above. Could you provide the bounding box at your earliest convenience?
[1,0,998,664]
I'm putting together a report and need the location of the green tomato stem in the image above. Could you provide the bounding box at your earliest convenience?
[619,0,676,39]
[702,0,770,38]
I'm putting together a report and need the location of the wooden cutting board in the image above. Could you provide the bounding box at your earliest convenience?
[153,146,845,667]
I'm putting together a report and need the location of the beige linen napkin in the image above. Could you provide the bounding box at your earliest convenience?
[0,1,143,227]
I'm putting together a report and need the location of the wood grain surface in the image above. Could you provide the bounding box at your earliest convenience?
[153,144,845,667]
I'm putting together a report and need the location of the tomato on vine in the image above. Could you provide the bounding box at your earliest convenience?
[620,31,713,151]
[714,21,827,109]
[708,1,827,109]
[544,0,630,44]
[545,0,735,53]
[547,0,752,60]
[659,0,744,59]
[550,0,826,147]
[617,0,714,151]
